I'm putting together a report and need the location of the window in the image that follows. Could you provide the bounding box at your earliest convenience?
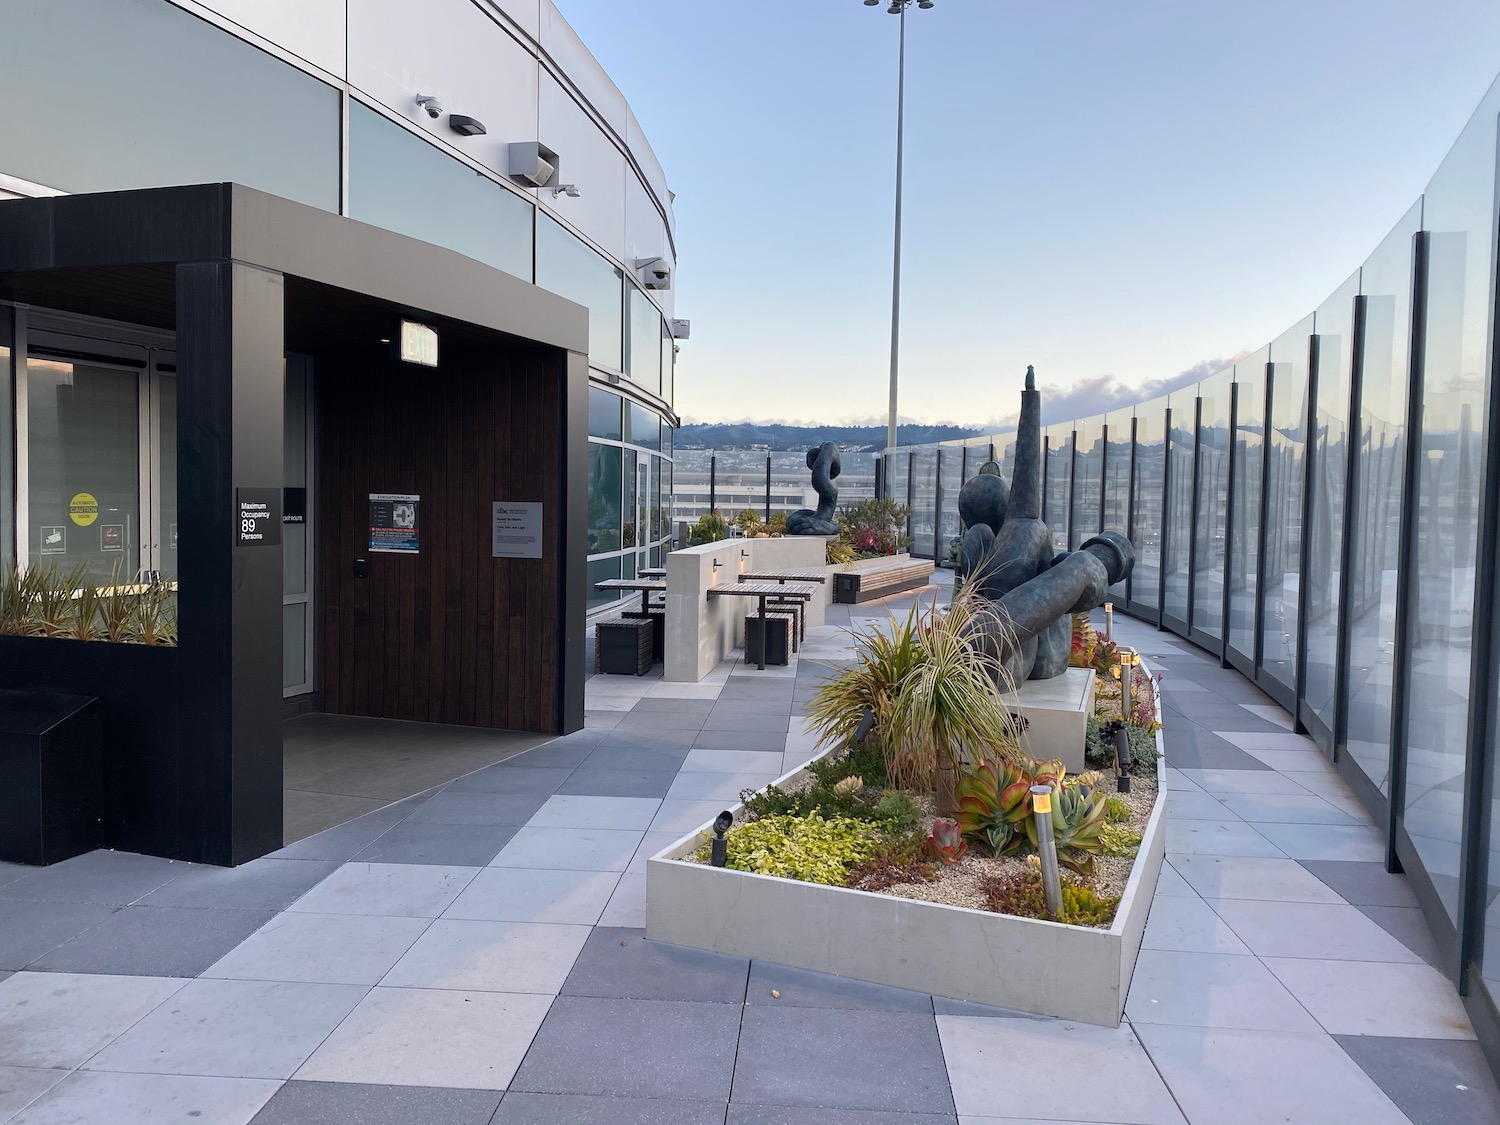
[538,216,623,371]
[587,443,622,554]
[626,286,662,394]
[626,403,660,452]
[589,387,622,441]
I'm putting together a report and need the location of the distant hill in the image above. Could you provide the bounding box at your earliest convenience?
[675,422,986,451]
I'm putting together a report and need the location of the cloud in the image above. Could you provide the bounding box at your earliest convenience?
[1001,355,1250,427]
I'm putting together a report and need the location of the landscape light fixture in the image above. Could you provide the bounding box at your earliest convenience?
[859,0,937,456]
[710,810,734,867]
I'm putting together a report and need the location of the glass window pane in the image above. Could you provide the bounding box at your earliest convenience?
[349,102,533,281]
[1131,396,1167,613]
[1,318,14,564]
[623,449,638,548]
[1402,83,1500,922]
[588,387,622,441]
[661,332,675,407]
[537,215,623,371]
[587,554,621,611]
[156,373,177,584]
[0,0,339,210]
[1228,350,1267,660]
[282,602,306,689]
[1262,316,1313,688]
[1072,418,1104,548]
[1305,274,1360,733]
[910,449,937,557]
[1162,390,1195,624]
[626,403,660,451]
[282,364,306,595]
[27,358,140,586]
[626,286,661,395]
[1347,201,1420,797]
[1045,426,1073,552]
[587,442,622,554]
[1192,371,1233,640]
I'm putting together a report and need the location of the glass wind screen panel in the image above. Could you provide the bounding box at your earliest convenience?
[0,0,339,210]
[910,449,937,557]
[282,603,306,690]
[588,387,622,440]
[1348,201,1420,797]
[1404,85,1500,924]
[1131,396,1167,611]
[1103,409,1133,600]
[27,358,140,586]
[587,554,621,611]
[588,442,622,553]
[1305,275,1359,734]
[937,448,961,557]
[1161,392,1195,624]
[0,335,10,564]
[1262,316,1313,689]
[348,103,532,280]
[538,216,623,371]
[156,374,177,584]
[282,363,306,596]
[626,287,662,394]
[1228,351,1267,660]
[1193,371,1233,640]
[626,403,661,451]
[1072,418,1104,547]
[891,454,909,514]
[1045,428,1073,552]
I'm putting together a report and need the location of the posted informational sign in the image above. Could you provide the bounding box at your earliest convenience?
[100,524,124,552]
[40,526,66,555]
[491,502,543,559]
[236,488,282,547]
[370,494,420,554]
[283,487,307,525]
[69,492,98,526]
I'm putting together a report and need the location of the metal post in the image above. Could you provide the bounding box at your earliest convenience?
[1030,785,1063,918]
[709,451,717,515]
[764,453,772,523]
[885,4,907,453]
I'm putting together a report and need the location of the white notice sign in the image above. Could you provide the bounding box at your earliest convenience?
[492,502,543,559]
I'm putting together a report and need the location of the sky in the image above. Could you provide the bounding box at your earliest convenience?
[553,0,1500,428]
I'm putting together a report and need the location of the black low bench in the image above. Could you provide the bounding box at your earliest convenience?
[833,558,936,604]
[0,689,102,866]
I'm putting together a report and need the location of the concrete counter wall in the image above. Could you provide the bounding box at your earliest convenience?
[664,536,830,682]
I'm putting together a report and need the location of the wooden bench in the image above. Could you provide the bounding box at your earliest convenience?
[832,558,936,604]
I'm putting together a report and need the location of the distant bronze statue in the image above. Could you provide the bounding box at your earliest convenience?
[787,441,841,536]
[960,366,1134,683]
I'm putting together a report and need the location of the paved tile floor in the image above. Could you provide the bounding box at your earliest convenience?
[2,593,1499,1124]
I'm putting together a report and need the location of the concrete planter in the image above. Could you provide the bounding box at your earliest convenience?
[647,660,1167,1027]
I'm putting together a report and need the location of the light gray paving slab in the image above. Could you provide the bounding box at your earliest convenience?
[248,1081,502,1125]
[1334,1035,1500,1125]
[443,867,621,925]
[1175,769,1313,796]
[498,1092,729,1124]
[1140,894,1254,955]
[529,795,663,831]
[680,749,785,775]
[0,851,193,907]
[1216,792,1360,826]
[1154,862,1196,898]
[83,977,367,1079]
[24,905,275,977]
[630,831,688,873]
[490,827,644,872]
[1252,822,1387,862]
[0,972,186,1069]
[1132,1023,1411,1125]
[1210,900,1423,963]
[203,911,431,985]
[287,863,478,917]
[296,986,552,1090]
[650,800,724,835]
[1125,949,1321,1031]
[0,1067,66,1122]
[1163,791,1238,821]
[135,859,340,913]
[938,1015,1184,1124]
[381,919,591,993]
[735,1106,956,1124]
[1170,855,1345,904]
[1165,820,1284,858]
[1263,958,1475,1038]
[1163,769,1205,793]
[666,772,777,802]
[8,1071,279,1125]
[597,872,648,927]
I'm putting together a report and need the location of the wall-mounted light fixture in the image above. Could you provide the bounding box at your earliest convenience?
[509,141,559,188]
[552,184,582,198]
[448,114,487,137]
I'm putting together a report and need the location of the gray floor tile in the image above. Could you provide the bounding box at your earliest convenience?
[560,928,749,1004]
[495,1092,729,1124]
[745,962,933,1013]
[1216,792,1360,825]
[1140,894,1253,955]
[203,911,430,985]
[1252,821,1386,861]
[597,873,648,927]
[530,796,663,831]
[381,919,591,993]
[489,741,599,770]
[1125,949,1320,1031]
[702,712,793,733]
[928,997,1051,1020]
[1165,819,1283,858]
[1263,957,1474,1038]
[0,900,117,971]
[352,822,521,866]
[250,1081,502,1125]
[1170,854,1344,903]
[443,867,621,925]
[446,766,574,796]
[692,730,788,753]
[0,972,186,1068]
[297,986,552,1090]
[1356,904,1444,968]
[8,1071,279,1125]
[0,1066,66,1121]
[1157,736,1271,772]
[1297,859,1421,907]
[401,792,551,826]
[288,862,478,917]
[270,812,401,862]
[84,977,367,1079]
[26,905,274,976]
[559,769,679,798]
[1132,1024,1410,1125]
[937,1015,1183,1124]
[1210,899,1422,962]
[1334,1035,1500,1125]
[581,745,693,772]
[510,996,741,1101]
[0,850,193,907]
[0,864,29,891]
[733,1110,957,1125]
[732,1006,953,1114]
[135,859,339,913]
[614,714,709,735]
[594,729,701,751]
[629,698,718,717]
[490,827,643,871]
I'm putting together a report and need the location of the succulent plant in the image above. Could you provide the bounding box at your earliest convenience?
[955,760,1031,856]
[923,818,968,864]
[832,775,864,795]
[1027,785,1109,874]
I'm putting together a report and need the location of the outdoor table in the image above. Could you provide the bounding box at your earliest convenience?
[638,567,667,578]
[592,577,667,615]
[737,570,828,585]
[706,580,820,670]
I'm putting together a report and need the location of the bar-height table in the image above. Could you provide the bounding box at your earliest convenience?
[593,577,666,615]
[706,580,820,670]
[638,567,666,578]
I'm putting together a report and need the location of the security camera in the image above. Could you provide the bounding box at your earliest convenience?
[637,257,672,290]
[415,94,442,119]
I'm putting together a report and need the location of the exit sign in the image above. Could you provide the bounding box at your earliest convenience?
[400,320,438,367]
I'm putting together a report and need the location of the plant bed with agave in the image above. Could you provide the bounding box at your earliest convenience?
[647,590,1167,1026]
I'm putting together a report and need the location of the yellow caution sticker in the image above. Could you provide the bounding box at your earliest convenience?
[1032,791,1051,815]
[69,492,98,527]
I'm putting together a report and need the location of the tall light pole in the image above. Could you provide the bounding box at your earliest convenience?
[864,0,934,455]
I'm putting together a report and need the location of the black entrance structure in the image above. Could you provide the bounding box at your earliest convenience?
[0,183,590,866]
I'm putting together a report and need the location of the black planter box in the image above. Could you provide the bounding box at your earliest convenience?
[744,616,791,667]
[598,619,654,675]
[0,688,103,865]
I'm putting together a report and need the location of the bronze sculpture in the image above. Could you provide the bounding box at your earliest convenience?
[787,442,842,536]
